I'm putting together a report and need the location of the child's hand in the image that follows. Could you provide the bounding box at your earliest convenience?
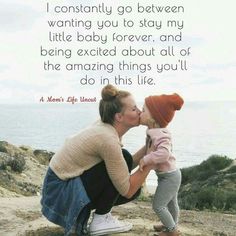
[139,159,146,171]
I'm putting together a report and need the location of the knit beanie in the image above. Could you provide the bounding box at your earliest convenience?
[145,93,184,128]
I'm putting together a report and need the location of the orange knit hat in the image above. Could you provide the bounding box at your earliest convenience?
[145,93,184,128]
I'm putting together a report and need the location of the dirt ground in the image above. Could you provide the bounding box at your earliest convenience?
[0,196,236,236]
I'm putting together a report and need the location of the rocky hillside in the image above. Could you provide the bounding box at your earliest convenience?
[0,141,53,197]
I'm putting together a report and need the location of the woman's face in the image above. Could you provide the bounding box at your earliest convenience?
[140,104,153,126]
[120,95,141,128]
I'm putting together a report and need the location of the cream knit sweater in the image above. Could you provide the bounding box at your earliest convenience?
[49,120,130,196]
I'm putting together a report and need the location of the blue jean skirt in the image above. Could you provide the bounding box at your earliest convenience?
[41,167,91,235]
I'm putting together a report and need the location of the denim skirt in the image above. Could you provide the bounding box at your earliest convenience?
[41,167,91,235]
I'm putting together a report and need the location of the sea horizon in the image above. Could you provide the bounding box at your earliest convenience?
[1,100,235,187]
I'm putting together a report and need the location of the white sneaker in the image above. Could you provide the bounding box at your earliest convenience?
[89,212,133,236]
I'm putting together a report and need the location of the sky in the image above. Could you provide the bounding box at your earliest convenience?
[0,0,236,104]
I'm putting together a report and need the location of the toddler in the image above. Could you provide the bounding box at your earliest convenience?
[139,93,184,236]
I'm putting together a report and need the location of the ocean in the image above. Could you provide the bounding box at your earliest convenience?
[0,101,235,186]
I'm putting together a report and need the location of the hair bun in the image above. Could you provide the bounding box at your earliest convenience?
[101,85,119,101]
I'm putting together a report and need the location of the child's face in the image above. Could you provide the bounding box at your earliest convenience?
[140,104,153,126]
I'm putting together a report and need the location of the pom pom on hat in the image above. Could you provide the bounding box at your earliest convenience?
[145,93,184,127]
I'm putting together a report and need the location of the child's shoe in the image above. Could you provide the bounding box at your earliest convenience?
[158,229,181,236]
[153,224,165,232]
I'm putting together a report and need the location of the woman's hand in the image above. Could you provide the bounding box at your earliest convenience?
[132,146,146,168]
[125,163,151,199]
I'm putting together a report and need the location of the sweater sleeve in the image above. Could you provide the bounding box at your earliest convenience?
[98,136,130,196]
[143,130,172,166]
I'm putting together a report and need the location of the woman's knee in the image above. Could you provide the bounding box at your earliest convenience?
[122,149,133,171]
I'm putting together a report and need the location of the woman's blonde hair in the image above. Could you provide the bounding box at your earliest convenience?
[99,84,131,124]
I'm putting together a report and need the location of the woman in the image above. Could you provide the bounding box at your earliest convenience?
[41,85,151,236]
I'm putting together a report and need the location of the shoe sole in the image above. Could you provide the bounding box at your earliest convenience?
[89,224,133,236]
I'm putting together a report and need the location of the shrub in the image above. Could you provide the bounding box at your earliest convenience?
[179,192,198,210]
[225,192,236,211]
[8,154,25,173]
[196,187,215,210]
[179,186,236,212]
[181,155,233,184]
[227,165,236,173]
[197,169,216,181]
[181,166,198,184]
[198,155,233,172]
[33,149,54,165]
[0,152,9,170]
[212,190,227,210]
[0,143,8,153]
